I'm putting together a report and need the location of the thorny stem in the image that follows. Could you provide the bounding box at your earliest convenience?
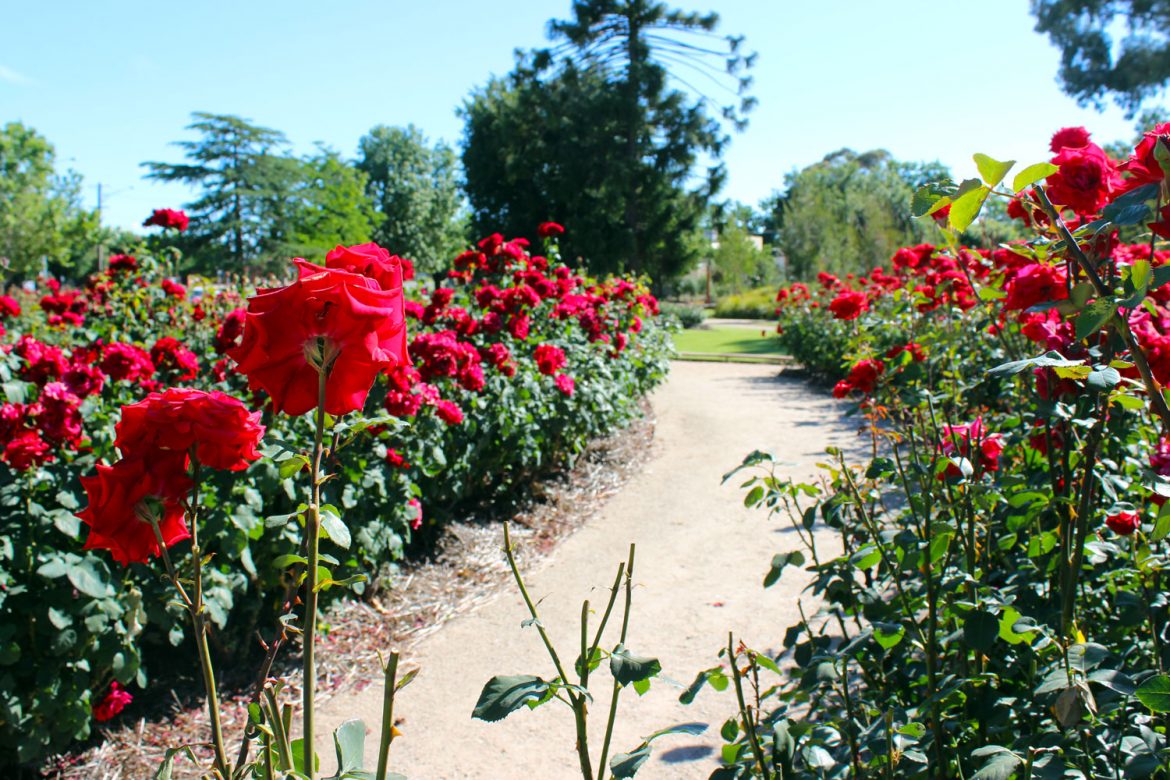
[375,652,400,780]
[729,632,772,779]
[598,544,637,778]
[148,508,230,778]
[502,522,593,780]
[302,367,328,779]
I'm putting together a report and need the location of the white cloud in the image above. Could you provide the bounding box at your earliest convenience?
[0,65,32,86]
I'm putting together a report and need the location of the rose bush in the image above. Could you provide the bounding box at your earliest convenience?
[697,124,1170,776]
[0,229,669,769]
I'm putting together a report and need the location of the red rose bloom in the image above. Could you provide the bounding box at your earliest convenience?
[534,344,567,376]
[92,681,134,722]
[1106,511,1141,536]
[538,221,565,238]
[1050,126,1091,152]
[1047,142,1118,215]
[1003,263,1068,312]
[554,373,575,397]
[844,359,884,395]
[433,399,463,426]
[0,295,20,318]
[3,429,53,471]
[214,309,247,354]
[101,343,155,383]
[150,337,199,381]
[108,254,138,272]
[230,260,409,416]
[115,389,264,472]
[828,290,869,321]
[78,456,193,565]
[143,208,189,231]
[408,498,423,530]
[325,242,408,291]
[161,278,187,300]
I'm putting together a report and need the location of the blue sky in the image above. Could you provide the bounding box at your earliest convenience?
[1,1,1155,232]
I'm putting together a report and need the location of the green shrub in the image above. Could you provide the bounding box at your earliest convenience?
[659,301,707,329]
[712,287,777,319]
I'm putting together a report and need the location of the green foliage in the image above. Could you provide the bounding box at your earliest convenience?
[461,0,755,283]
[1033,0,1170,116]
[0,122,99,279]
[356,125,466,275]
[712,287,777,319]
[658,301,707,329]
[766,149,948,280]
[712,214,773,294]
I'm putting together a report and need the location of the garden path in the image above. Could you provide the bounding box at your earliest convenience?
[317,361,859,779]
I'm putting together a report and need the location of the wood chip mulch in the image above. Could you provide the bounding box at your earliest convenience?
[40,407,656,779]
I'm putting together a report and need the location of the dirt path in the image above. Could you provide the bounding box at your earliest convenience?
[318,362,858,779]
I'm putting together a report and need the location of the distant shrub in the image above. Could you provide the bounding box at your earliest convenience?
[712,287,775,319]
[660,302,707,329]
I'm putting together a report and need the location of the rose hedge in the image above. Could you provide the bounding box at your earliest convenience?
[697,125,1170,776]
[0,234,670,767]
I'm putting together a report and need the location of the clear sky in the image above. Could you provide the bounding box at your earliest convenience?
[1,0,1155,232]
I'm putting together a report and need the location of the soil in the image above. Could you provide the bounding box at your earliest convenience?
[315,361,861,779]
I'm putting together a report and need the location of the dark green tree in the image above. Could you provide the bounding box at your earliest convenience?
[0,122,99,279]
[1032,0,1170,115]
[282,147,378,262]
[766,150,949,280]
[356,125,465,274]
[462,0,754,283]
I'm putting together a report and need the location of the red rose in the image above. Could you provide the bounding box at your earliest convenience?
[325,242,408,291]
[230,260,408,416]
[143,208,189,231]
[115,388,264,472]
[1003,263,1068,312]
[433,399,463,426]
[32,382,83,447]
[408,498,423,530]
[93,681,134,722]
[828,290,868,321]
[108,254,138,272]
[78,455,192,565]
[832,380,853,399]
[150,337,199,381]
[844,359,884,395]
[1050,126,1091,152]
[534,344,567,376]
[1047,142,1119,215]
[554,373,575,397]
[385,449,410,469]
[101,343,155,383]
[1106,511,1141,536]
[538,221,565,238]
[1119,122,1170,191]
[214,309,247,354]
[161,278,187,300]
[508,314,530,341]
[0,295,20,318]
[3,429,53,471]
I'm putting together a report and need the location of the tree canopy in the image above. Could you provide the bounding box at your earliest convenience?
[356,125,466,275]
[144,113,376,274]
[1032,0,1170,115]
[0,122,99,279]
[766,150,948,280]
[461,0,754,283]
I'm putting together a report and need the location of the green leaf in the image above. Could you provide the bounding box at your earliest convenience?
[326,719,366,777]
[971,746,1023,780]
[278,454,310,480]
[320,508,351,550]
[153,746,200,780]
[1075,300,1115,340]
[763,550,805,588]
[949,184,991,232]
[272,554,308,570]
[911,179,957,217]
[963,610,999,652]
[720,717,738,741]
[873,622,905,650]
[610,723,707,779]
[1086,367,1121,391]
[987,350,1085,377]
[471,675,550,722]
[67,557,112,599]
[1136,674,1170,712]
[973,153,1014,188]
[1012,162,1058,192]
[610,644,662,686]
[743,485,764,507]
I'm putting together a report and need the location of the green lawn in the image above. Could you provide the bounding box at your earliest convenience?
[672,326,785,356]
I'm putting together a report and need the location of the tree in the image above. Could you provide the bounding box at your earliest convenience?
[356,125,466,274]
[0,122,99,279]
[145,114,377,273]
[1032,0,1170,115]
[767,150,949,280]
[461,0,755,283]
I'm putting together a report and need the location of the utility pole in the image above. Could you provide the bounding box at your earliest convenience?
[96,183,106,272]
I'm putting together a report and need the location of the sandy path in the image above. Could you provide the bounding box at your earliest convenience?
[318,362,858,779]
